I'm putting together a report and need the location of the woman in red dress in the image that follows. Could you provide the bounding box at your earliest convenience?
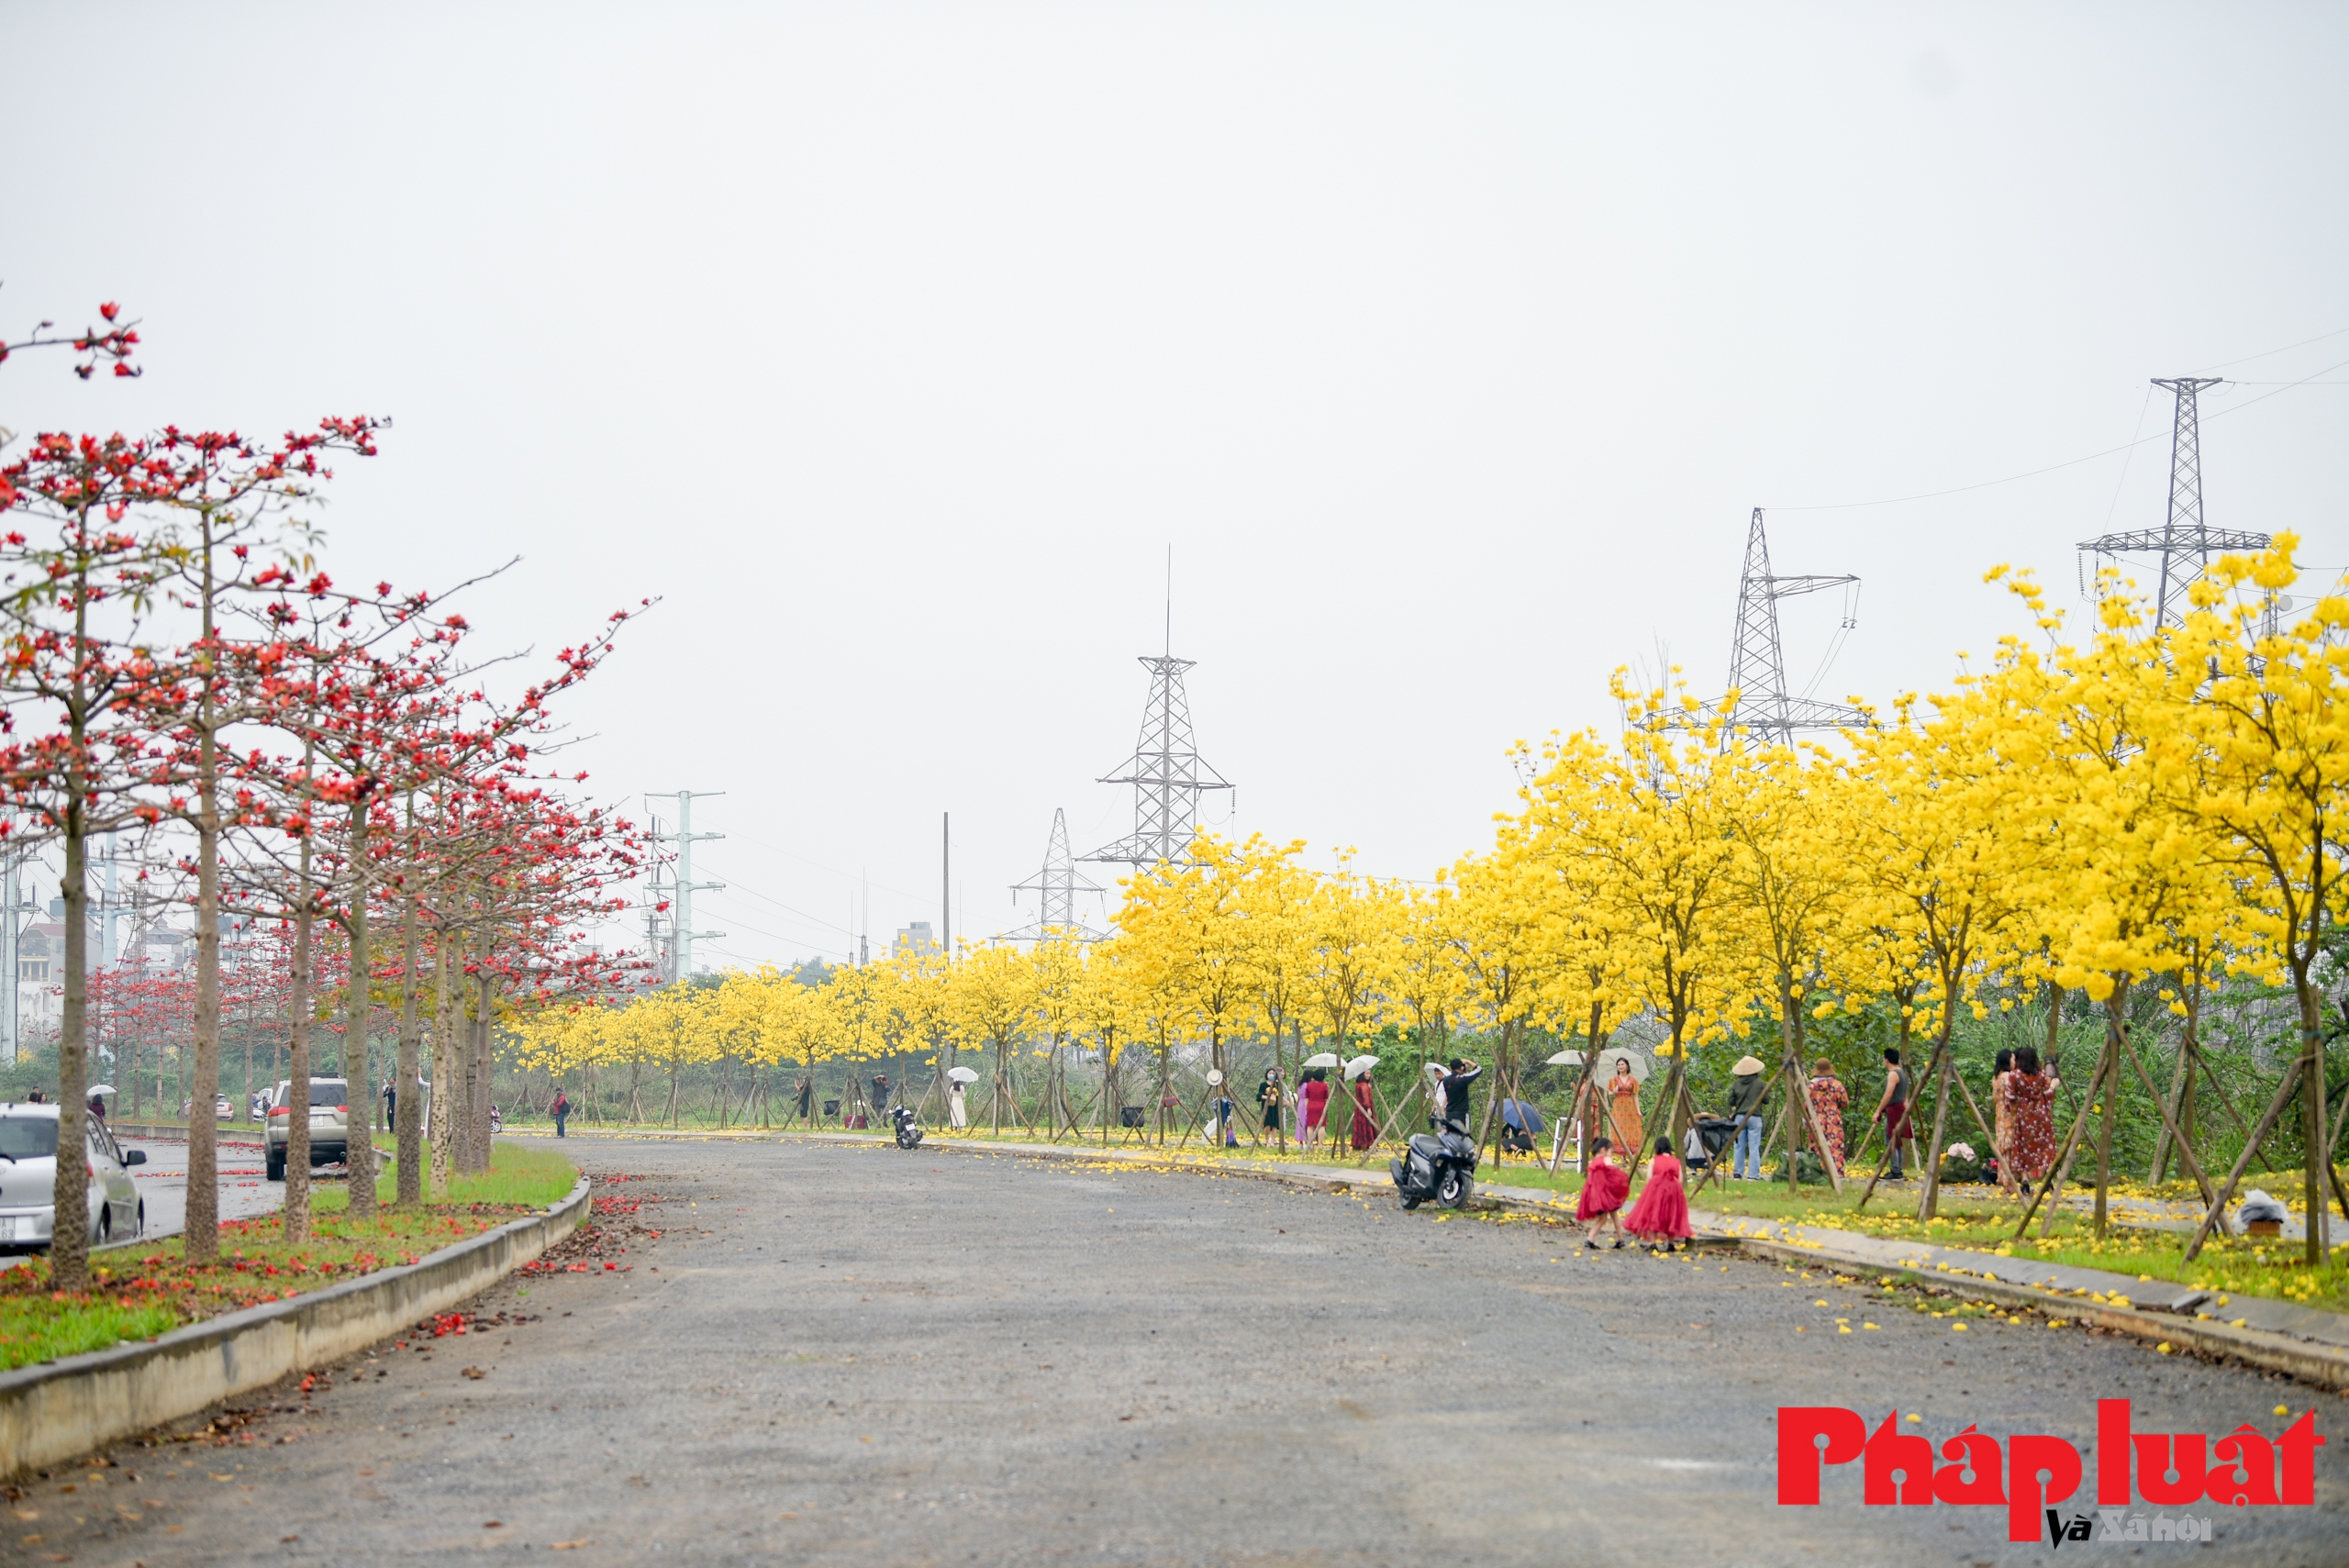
[1298,1070,1330,1150]
[1349,1073,1377,1151]
[1576,1137,1631,1249]
[1999,1045,2059,1184]
[1623,1136,1693,1251]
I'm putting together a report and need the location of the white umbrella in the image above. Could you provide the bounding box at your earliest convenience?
[946,1066,980,1085]
[1301,1051,1341,1069]
[1424,1062,1448,1079]
[1342,1054,1380,1082]
[1543,1051,1584,1068]
[87,1084,117,1096]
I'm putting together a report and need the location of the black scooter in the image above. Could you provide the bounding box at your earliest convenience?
[891,1104,924,1151]
[1391,1119,1477,1210]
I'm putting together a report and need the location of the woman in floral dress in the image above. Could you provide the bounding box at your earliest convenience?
[1998,1046,2059,1184]
[1806,1058,1849,1173]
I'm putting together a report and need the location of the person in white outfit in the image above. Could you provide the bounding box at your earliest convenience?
[949,1082,968,1130]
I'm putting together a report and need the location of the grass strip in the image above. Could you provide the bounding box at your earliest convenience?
[0,1141,576,1372]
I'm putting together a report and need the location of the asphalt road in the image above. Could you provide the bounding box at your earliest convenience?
[6,1138,2345,1567]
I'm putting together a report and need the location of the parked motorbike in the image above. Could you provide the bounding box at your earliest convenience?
[891,1104,924,1151]
[1390,1119,1478,1210]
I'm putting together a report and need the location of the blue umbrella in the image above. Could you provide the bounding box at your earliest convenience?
[1499,1098,1543,1134]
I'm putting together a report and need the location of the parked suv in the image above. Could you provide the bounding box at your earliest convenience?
[264,1079,351,1182]
[0,1103,146,1249]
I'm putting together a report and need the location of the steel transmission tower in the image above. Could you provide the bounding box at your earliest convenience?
[1714,507,1865,745]
[1082,647,1231,872]
[647,791,726,982]
[2076,376,2267,628]
[1009,808,1105,941]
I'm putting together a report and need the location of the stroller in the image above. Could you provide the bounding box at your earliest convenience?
[1682,1117,1736,1169]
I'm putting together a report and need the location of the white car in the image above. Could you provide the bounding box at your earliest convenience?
[0,1104,146,1250]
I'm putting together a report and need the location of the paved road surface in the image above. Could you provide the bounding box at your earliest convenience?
[7,1138,2344,1567]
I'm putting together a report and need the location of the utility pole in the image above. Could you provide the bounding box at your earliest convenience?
[0,848,17,1066]
[101,833,119,969]
[2077,376,2267,628]
[647,792,727,983]
[941,813,951,960]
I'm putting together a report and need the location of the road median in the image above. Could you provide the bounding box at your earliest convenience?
[0,1174,590,1475]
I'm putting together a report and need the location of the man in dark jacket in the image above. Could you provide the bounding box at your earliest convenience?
[1439,1058,1482,1136]
[1727,1055,1768,1179]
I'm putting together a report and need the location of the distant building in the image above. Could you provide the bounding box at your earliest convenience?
[893,922,937,958]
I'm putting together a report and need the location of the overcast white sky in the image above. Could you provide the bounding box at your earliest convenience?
[4,3,2344,971]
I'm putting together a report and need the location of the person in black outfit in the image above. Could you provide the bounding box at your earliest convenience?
[795,1077,814,1120]
[1439,1058,1483,1136]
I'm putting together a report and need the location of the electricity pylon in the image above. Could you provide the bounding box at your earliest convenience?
[1009,808,1105,942]
[1709,507,1865,746]
[646,790,726,982]
[2076,376,2268,628]
[1082,642,1231,872]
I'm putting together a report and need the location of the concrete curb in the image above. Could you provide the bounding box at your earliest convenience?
[795,1132,2349,1394]
[0,1174,592,1476]
[1729,1235,2349,1391]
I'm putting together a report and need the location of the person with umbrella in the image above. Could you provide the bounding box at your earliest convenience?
[947,1067,973,1129]
[1345,1056,1379,1151]
[1297,1067,1330,1150]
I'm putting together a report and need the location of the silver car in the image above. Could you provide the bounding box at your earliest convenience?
[0,1104,146,1250]
[263,1078,351,1182]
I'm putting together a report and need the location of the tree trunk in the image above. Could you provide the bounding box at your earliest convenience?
[342,806,378,1217]
[52,796,92,1291]
[429,920,457,1195]
[284,886,316,1244]
[2093,980,2127,1237]
[395,886,423,1207]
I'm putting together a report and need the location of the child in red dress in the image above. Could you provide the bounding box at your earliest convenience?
[1624,1136,1694,1251]
[1576,1137,1631,1250]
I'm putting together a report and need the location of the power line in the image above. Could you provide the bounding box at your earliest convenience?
[1773,352,2349,515]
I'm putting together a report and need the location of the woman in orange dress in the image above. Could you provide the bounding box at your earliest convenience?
[1607,1058,1643,1158]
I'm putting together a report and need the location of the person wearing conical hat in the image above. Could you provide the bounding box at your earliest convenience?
[1727,1054,1768,1181]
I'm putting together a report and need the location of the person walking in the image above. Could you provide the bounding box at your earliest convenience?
[550,1086,572,1139]
[1998,1046,2058,1185]
[1576,1137,1631,1249]
[949,1079,969,1130]
[1874,1049,1913,1179]
[1726,1055,1767,1180]
[1606,1057,1642,1156]
[1806,1058,1848,1174]
[1623,1137,1693,1251]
